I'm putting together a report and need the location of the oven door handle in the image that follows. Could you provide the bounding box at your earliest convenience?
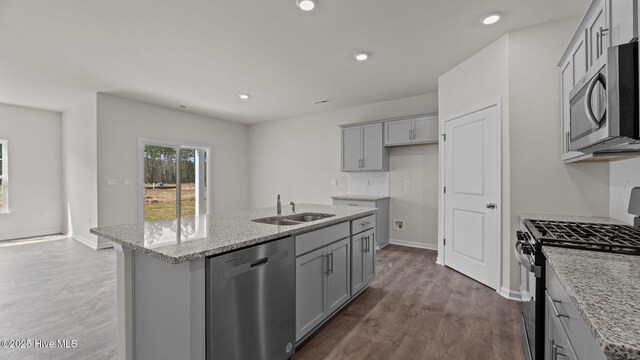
[513,241,542,278]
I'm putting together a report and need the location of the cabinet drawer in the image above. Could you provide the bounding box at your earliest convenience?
[351,215,375,235]
[295,222,349,257]
[333,199,376,208]
[546,264,607,360]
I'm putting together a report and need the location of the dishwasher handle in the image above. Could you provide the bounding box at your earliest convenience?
[223,250,288,279]
[251,257,269,269]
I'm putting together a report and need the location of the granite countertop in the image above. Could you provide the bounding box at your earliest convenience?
[519,213,639,360]
[90,204,376,264]
[331,195,389,201]
[543,247,640,360]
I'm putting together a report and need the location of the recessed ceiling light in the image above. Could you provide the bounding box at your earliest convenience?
[354,52,370,62]
[296,0,316,11]
[481,13,502,25]
[239,94,250,100]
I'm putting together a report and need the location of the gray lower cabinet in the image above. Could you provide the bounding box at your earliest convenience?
[545,264,606,360]
[332,198,389,247]
[295,237,350,342]
[351,228,376,295]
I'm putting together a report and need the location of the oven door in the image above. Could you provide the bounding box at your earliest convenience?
[515,234,539,360]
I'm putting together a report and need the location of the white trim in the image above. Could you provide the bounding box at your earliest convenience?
[0,139,8,214]
[440,97,503,292]
[499,287,522,301]
[72,234,98,249]
[389,238,438,251]
[0,229,63,241]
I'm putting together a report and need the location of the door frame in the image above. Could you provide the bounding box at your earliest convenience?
[439,97,502,292]
[137,138,212,223]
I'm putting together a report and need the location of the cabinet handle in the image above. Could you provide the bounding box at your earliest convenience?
[329,253,333,274]
[550,298,569,319]
[596,32,600,59]
[360,221,371,227]
[324,254,330,275]
[599,27,609,56]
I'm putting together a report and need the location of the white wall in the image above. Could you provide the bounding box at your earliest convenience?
[438,18,610,295]
[610,158,640,223]
[62,95,101,248]
[249,93,440,247]
[96,94,250,227]
[0,103,62,240]
[438,35,511,283]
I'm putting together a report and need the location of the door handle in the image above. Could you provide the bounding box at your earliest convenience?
[486,203,496,209]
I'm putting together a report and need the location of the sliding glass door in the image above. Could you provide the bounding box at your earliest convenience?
[140,140,209,222]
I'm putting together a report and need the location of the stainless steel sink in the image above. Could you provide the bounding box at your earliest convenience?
[252,212,335,226]
[286,213,335,222]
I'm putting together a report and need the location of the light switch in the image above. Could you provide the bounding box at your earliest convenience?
[106,179,117,187]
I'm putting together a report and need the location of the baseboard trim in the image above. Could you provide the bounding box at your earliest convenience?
[389,238,438,251]
[0,229,63,241]
[499,287,522,301]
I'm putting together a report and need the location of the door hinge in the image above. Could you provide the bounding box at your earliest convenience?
[442,134,446,141]
[443,186,447,194]
[443,238,446,246]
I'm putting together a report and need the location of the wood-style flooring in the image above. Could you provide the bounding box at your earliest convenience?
[294,245,524,360]
[0,237,522,360]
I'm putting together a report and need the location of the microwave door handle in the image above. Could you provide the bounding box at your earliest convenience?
[584,73,606,128]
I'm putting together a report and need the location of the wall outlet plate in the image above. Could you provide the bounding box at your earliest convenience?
[393,219,405,231]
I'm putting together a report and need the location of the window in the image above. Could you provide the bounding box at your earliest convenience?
[0,140,7,214]
[139,140,209,222]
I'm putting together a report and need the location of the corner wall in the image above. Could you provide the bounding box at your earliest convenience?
[249,93,440,247]
[96,94,251,227]
[62,95,101,248]
[0,103,62,240]
[438,17,610,295]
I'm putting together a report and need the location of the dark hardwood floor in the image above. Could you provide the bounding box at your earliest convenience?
[294,245,523,360]
[0,237,522,360]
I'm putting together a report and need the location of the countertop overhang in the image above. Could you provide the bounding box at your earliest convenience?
[90,204,377,264]
[520,213,640,360]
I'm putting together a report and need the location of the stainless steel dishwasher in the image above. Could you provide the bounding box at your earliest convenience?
[206,236,295,360]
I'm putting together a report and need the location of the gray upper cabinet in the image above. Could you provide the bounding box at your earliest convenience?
[384,114,439,146]
[341,122,388,172]
[557,0,637,163]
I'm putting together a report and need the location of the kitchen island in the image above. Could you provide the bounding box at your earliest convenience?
[91,204,377,360]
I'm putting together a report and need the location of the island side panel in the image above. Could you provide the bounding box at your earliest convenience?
[133,252,205,360]
[116,246,134,360]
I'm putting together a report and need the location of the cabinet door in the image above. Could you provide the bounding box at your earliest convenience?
[588,1,608,68]
[545,294,577,360]
[361,123,384,170]
[572,29,588,82]
[350,235,366,295]
[412,116,439,144]
[295,247,327,341]
[384,119,412,145]
[609,0,636,46]
[326,238,351,314]
[363,231,376,285]
[341,126,362,171]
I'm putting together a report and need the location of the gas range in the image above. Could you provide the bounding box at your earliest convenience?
[522,219,640,256]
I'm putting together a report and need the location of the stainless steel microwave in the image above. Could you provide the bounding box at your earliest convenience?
[568,41,639,153]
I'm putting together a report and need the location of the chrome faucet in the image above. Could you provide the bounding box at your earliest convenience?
[277,195,282,215]
[290,201,296,214]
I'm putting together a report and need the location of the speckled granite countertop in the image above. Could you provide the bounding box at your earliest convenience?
[331,195,389,201]
[90,204,376,264]
[519,213,640,360]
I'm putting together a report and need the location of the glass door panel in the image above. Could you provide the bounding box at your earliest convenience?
[143,145,178,221]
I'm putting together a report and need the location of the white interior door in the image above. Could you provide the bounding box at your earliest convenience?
[444,105,499,289]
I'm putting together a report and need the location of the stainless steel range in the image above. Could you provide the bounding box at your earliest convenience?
[516,216,640,360]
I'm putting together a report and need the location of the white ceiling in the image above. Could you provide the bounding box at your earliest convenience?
[0,0,588,124]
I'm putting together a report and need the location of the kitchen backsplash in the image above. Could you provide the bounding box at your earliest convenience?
[609,158,640,224]
[347,172,390,196]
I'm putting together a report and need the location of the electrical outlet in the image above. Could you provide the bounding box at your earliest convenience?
[106,179,117,187]
[331,180,338,187]
[393,219,405,231]
[124,179,133,186]
[366,180,371,186]
[44,210,51,218]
